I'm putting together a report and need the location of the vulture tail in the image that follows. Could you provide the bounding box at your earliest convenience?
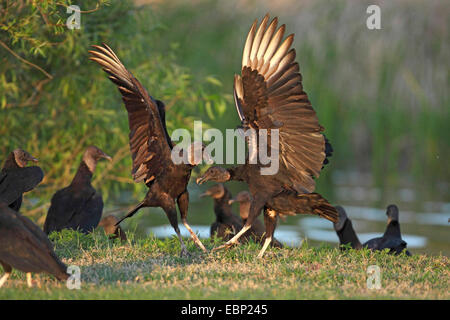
[297,193,338,223]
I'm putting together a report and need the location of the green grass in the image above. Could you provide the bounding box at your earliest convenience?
[0,230,448,299]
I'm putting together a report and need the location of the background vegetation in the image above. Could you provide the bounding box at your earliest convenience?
[0,0,228,223]
[0,1,448,240]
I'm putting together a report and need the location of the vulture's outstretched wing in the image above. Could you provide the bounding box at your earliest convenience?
[234,15,328,193]
[89,44,173,184]
[0,166,44,206]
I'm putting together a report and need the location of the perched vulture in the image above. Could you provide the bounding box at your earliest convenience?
[98,215,127,242]
[44,146,111,234]
[89,44,212,256]
[0,149,43,211]
[228,191,283,248]
[0,203,68,287]
[200,184,243,241]
[197,14,337,257]
[334,205,411,255]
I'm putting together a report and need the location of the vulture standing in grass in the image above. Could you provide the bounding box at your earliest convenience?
[333,205,411,255]
[90,44,212,256]
[0,203,68,288]
[229,191,283,248]
[98,215,127,242]
[43,146,111,234]
[200,184,242,241]
[0,149,43,211]
[197,14,338,257]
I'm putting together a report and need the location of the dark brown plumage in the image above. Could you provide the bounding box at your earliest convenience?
[89,44,211,256]
[98,215,127,242]
[200,184,242,241]
[44,146,111,235]
[0,203,68,287]
[197,14,337,257]
[229,191,283,248]
[0,149,43,212]
[334,205,411,255]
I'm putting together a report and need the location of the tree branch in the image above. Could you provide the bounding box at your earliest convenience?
[0,39,53,79]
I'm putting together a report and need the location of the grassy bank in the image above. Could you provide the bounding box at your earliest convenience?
[0,230,448,299]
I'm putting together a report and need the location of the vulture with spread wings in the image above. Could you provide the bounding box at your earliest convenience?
[197,15,338,257]
[89,44,209,256]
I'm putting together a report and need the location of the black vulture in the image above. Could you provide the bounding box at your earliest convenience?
[200,184,242,241]
[89,44,211,256]
[0,203,68,287]
[364,205,411,255]
[197,14,338,257]
[333,206,363,250]
[333,205,411,255]
[98,215,127,242]
[43,146,111,234]
[0,149,43,211]
[228,191,283,248]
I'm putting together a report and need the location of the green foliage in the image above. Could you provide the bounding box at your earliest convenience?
[0,0,228,219]
[155,0,450,206]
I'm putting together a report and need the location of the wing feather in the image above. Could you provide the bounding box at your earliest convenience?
[233,16,331,193]
[90,44,173,183]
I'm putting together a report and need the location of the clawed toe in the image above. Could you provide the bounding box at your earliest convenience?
[212,241,237,252]
[180,247,191,258]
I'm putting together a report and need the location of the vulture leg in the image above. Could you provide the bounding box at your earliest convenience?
[0,272,10,288]
[26,273,32,288]
[178,191,207,253]
[212,196,266,252]
[162,200,189,257]
[257,208,277,258]
[176,232,190,258]
[0,262,12,288]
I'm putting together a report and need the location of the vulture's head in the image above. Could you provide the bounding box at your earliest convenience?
[83,146,112,163]
[13,149,38,167]
[333,205,348,232]
[228,191,252,219]
[98,215,120,234]
[83,146,112,173]
[386,204,399,224]
[228,191,251,205]
[200,183,225,199]
[196,166,230,185]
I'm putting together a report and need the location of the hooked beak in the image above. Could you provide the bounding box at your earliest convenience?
[196,175,207,185]
[228,198,236,205]
[199,191,210,198]
[101,153,113,161]
[28,156,39,163]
